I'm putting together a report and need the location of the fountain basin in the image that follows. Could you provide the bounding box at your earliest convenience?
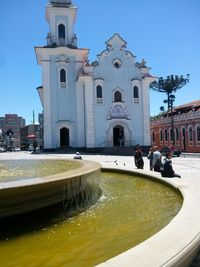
[0,168,182,267]
[0,159,101,218]
[96,166,200,267]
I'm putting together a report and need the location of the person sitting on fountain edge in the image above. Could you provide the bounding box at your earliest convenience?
[73,152,82,160]
[161,152,181,178]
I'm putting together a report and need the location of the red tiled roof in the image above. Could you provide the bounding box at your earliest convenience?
[174,100,200,111]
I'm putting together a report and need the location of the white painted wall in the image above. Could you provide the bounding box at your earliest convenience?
[35,2,155,149]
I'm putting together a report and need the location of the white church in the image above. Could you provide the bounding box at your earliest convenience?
[35,0,155,151]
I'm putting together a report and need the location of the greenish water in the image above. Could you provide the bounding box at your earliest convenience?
[0,171,182,267]
[0,160,82,182]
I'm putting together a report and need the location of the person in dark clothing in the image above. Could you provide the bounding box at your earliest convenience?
[33,140,37,153]
[147,146,154,171]
[161,152,181,178]
[134,145,144,169]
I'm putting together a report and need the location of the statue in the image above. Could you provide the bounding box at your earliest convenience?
[72,34,77,48]
[46,33,52,47]
[140,59,147,68]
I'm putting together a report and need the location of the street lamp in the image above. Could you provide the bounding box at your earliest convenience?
[169,94,175,145]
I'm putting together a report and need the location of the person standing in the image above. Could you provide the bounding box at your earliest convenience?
[147,146,154,171]
[152,146,162,172]
[134,145,144,169]
[161,152,181,178]
[33,140,37,153]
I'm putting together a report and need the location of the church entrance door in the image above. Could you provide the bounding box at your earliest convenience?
[60,127,69,148]
[113,125,124,146]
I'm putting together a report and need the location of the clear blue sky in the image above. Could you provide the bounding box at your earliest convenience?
[0,0,199,124]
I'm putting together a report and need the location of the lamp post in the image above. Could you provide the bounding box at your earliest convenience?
[169,94,175,145]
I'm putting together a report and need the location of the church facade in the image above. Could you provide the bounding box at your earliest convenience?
[35,0,155,150]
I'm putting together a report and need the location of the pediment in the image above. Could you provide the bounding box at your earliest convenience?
[106,33,127,50]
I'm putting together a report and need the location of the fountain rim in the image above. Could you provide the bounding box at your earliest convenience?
[96,165,199,267]
[0,159,101,190]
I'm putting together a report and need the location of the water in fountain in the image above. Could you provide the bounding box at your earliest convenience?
[0,171,182,267]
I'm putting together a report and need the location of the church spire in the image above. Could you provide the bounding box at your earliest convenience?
[46,0,77,47]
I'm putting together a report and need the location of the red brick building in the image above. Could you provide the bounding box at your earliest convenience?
[150,100,200,153]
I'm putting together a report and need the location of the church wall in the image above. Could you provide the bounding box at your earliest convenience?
[76,78,86,147]
[142,79,151,145]
[92,41,146,147]
[42,61,53,149]
[84,76,95,148]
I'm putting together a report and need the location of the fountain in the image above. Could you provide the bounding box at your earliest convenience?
[0,159,101,218]
[0,161,182,267]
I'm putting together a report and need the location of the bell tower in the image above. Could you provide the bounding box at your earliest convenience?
[46,0,77,47]
[35,0,89,150]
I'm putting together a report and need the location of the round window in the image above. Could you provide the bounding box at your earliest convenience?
[113,59,122,69]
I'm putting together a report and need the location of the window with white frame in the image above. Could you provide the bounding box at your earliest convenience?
[60,68,66,88]
[58,23,65,45]
[58,24,65,38]
[96,85,103,104]
[133,85,139,103]
[189,126,193,141]
[114,90,122,102]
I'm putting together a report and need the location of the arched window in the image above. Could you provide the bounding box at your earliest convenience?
[165,129,168,141]
[170,128,174,141]
[133,86,139,98]
[197,126,200,141]
[60,69,66,87]
[189,127,193,141]
[160,130,163,141]
[96,85,103,103]
[175,128,179,141]
[58,24,65,38]
[96,85,102,98]
[152,131,155,142]
[133,86,139,103]
[114,90,122,102]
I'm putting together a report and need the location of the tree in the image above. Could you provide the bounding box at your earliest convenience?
[150,74,190,110]
[150,74,190,145]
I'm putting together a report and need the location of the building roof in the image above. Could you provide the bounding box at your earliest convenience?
[173,100,200,114]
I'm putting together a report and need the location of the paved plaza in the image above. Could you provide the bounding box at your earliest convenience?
[0,151,200,266]
[0,150,199,180]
